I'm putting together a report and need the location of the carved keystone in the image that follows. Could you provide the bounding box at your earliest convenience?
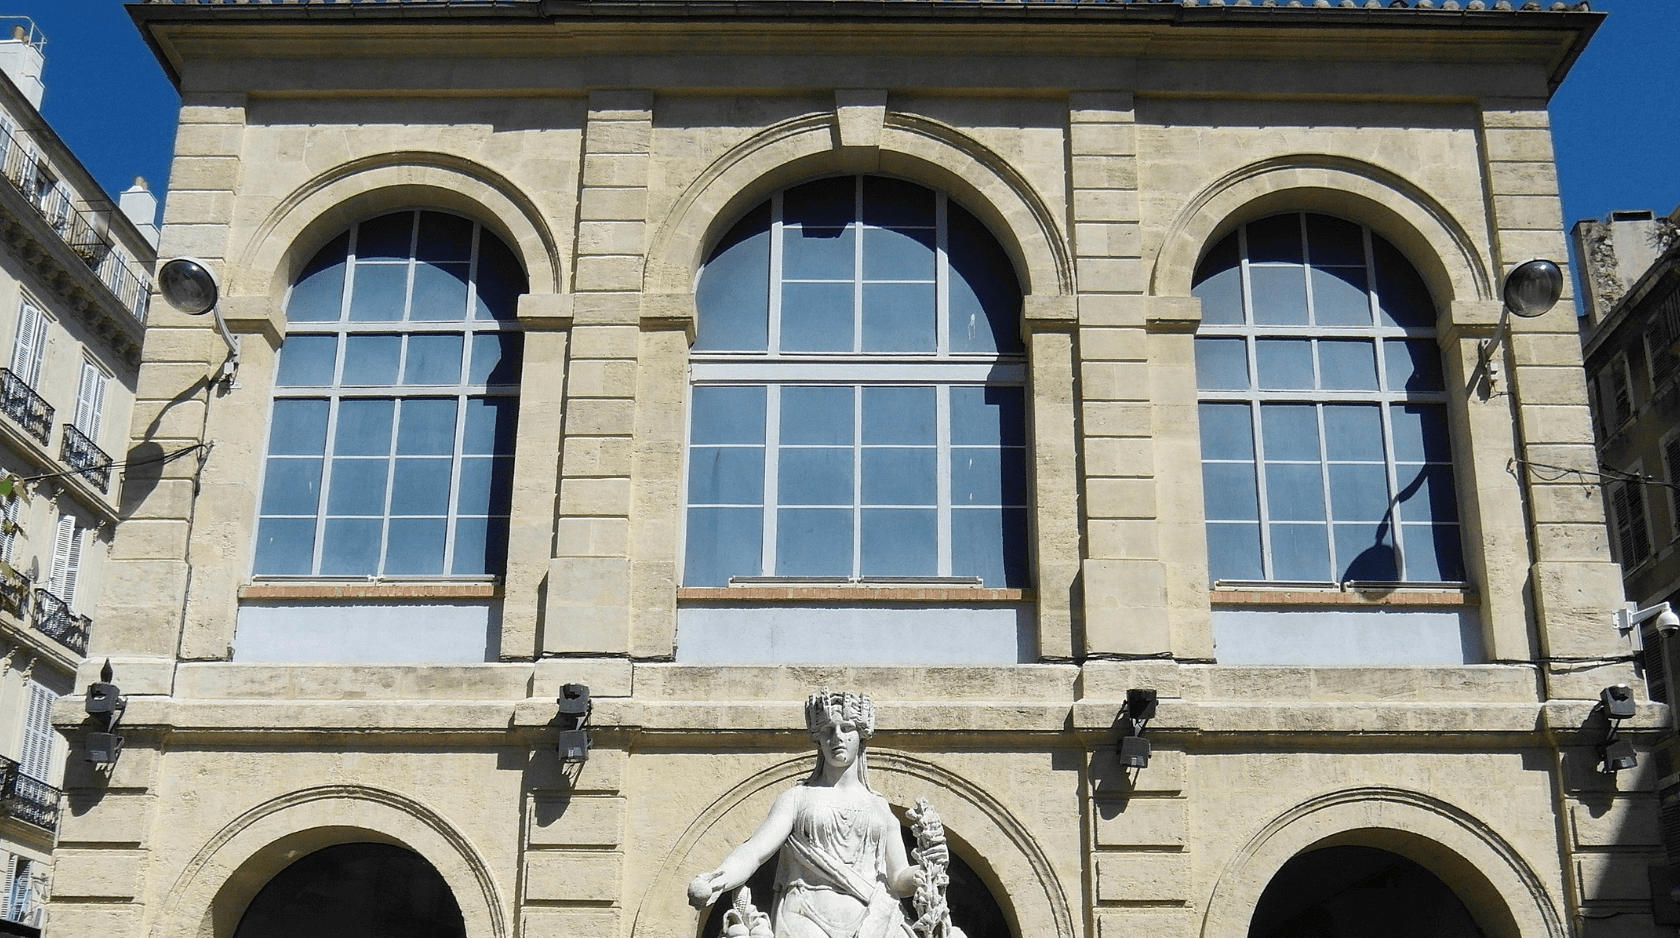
[834,90,888,150]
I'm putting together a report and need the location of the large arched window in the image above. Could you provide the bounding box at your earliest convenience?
[1193,212,1461,585]
[684,175,1028,587]
[253,209,525,578]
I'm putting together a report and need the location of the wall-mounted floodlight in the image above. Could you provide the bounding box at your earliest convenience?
[1116,688,1157,770]
[557,683,592,764]
[1479,259,1564,393]
[1595,684,1638,774]
[83,659,127,765]
[158,257,238,384]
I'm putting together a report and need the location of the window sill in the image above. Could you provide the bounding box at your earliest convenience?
[240,582,503,601]
[677,586,1033,603]
[1210,587,1476,608]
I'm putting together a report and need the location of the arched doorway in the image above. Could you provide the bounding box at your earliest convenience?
[1249,845,1483,938]
[231,842,466,938]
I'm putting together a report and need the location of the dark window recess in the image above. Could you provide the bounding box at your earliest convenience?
[1641,622,1671,705]
[1249,845,1484,938]
[1602,358,1634,427]
[1649,286,1680,391]
[232,843,465,938]
[1668,435,1680,537]
[1611,478,1652,568]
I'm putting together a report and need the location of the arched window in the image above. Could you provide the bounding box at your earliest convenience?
[1193,212,1461,585]
[685,175,1028,587]
[253,209,525,578]
[233,842,466,938]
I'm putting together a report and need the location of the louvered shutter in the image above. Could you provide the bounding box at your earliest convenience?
[73,360,106,441]
[19,682,54,781]
[7,303,43,387]
[48,513,79,608]
[0,484,18,564]
[0,854,14,923]
[1613,481,1652,568]
[6,859,29,923]
[1608,360,1634,427]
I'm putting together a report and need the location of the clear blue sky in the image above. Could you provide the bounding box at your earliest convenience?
[3,0,1674,237]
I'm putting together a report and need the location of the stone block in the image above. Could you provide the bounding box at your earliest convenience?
[1571,800,1660,848]
[1071,156,1139,192]
[1069,122,1138,159]
[524,851,623,902]
[1083,559,1170,656]
[585,120,652,155]
[577,221,647,257]
[835,89,888,149]
[579,187,648,223]
[1077,256,1147,293]
[56,794,155,847]
[1096,909,1195,938]
[1087,519,1159,559]
[35,903,141,937]
[1082,360,1151,401]
[587,89,653,118]
[1087,478,1158,520]
[1082,401,1152,438]
[1482,127,1557,164]
[1073,188,1140,223]
[173,122,244,158]
[167,155,241,191]
[1084,437,1156,478]
[1074,219,1142,257]
[1094,796,1187,848]
[1095,852,1189,903]
[563,398,637,437]
[568,324,641,359]
[50,849,144,899]
[1492,194,1564,232]
[1079,325,1148,362]
[1069,91,1136,121]
[1577,854,1664,902]
[529,795,626,847]
[583,153,651,188]
[522,909,621,938]
[559,477,633,517]
[573,254,645,293]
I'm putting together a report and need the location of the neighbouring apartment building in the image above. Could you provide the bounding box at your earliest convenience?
[0,16,156,938]
[57,2,1658,938]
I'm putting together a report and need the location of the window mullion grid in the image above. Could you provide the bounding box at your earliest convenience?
[441,389,469,576]
[1314,402,1337,582]
[311,398,343,576]
[762,385,781,577]
[769,192,784,354]
[375,399,401,577]
[1236,224,1277,579]
[936,384,952,577]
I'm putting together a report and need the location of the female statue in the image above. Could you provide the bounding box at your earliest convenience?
[687,691,956,938]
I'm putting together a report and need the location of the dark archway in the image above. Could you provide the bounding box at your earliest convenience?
[1249,844,1483,938]
[231,842,465,938]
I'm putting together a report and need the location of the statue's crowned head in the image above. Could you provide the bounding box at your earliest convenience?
[804,689,876,740]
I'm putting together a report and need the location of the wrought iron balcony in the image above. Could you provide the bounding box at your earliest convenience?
[0,756,59,832]
[0,369,51,445]
[31,587,88,656]
[60,422,112,493]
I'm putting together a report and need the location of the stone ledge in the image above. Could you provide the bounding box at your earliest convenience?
[675,587,1033,603]
[1210,589,1477,607]
[238,582,503,600]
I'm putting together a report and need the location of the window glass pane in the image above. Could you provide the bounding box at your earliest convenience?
[1373,236,1435,327]
[1246,214,1304,263]
[1202,463,1259,521]
[456,456,509,516]
[335,399,395,456]
[320,518,382,575]
[1318,339,1378,390]
[288,232,349,322]
[780,386,853,445]
[862,282,936,353]
[947,202,1023,355]
[469,333,523,385]
[781,282,855,352]
[862,227,934,281]
[1260,404,1320,460]
[695,203,771,351]
[404,333,465,386]
[1192,233,1243,325]
[1402,522,1464,580]
[1268,523,1330,581]
[861,508,936,576]
[410,262,470,321]
[253,518,317,575]
[355,212,414,259]
[1199,402,1255,461]
[784,177,854,229]
[1328,464,1391,522]
[1337,523,1399,581]
[952,507,1030,587]
[689,446,765,505]
[1194,337,1250,390]
[260,458,322,516]
[397,399,458,455]
[1390,404,1451,462]
[268,399,329,455]
[776,507,851,577]
[685,507,764,586]
[276,335,339,387]
[390,457,452,515]
[1322,405,1384,461]
[452,516,510,576]
[951,386,1025,447]
[1397,463,1459,522]
[691,386,766,445]
[473,233,527,321]
[1207,522,1263,582]
[462,397,518,455]
[385,518,445,575]
[1265,463,1326,521]
[1310,266,1372,326]
[348,263,408,321]
[1383,339,1445,393]
[863,386,934,443]
[326,458,389,515]
[784,223,855,281]
[861,177,934,228]
[778,448,851,506]
[1249,266,1309,325]
[1304,214,1366,267]
[862,448,936,505]
[416,211,473,263]
[341,335,400,386]
[952,447,1028,507]
[1255,339,1314,390]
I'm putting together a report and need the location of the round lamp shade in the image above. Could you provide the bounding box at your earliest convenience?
[1502,259,1563,319]
[158,258,220,316]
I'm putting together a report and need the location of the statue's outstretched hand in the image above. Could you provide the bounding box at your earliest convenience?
[688,870,727,909]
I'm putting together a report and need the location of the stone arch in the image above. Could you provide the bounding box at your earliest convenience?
[231,151,562,304]
[631,750,1076,938]
[1201,787,1564,938]
[642,109,1074,305]
[149,785,508,938]
[1151,155,1493,310]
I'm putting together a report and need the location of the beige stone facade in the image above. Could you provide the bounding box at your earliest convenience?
[50,2,1664,937]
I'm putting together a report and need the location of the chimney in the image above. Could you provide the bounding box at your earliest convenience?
[120,178,159,250]
[0,20,44,111]
[1572,209,1668,327]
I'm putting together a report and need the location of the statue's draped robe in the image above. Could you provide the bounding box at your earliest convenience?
[772,793,915,938]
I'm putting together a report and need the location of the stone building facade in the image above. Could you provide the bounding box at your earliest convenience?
[50,2,1658,937]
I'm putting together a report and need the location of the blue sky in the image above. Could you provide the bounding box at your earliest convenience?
[5,0,1675,241]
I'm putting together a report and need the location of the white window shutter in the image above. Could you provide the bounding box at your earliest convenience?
[73,360,106,441]
[48,513,79,608]
[8,302,44,387]
[19,682,55,781]
[6,858,29,923]
[1,854,14,922]
[0,485,19,564]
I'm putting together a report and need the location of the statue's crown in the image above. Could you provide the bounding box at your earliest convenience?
[805,689,876,739]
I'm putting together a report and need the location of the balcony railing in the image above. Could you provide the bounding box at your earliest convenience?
[31,587,88,656]
[0,123,150,323]
[0,369,51,445]
[0,756,59,832]
[60,422,112,493]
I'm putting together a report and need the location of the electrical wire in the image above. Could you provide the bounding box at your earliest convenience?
[1512,456,1680,493]
[17,442,209,487]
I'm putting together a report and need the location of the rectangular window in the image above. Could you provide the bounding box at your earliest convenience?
[0,481,19,565]
[48,512,82,609]
[1601,355,1634,429]
[7,300,46,389]
[73,358,108,442]
[1608,469,1652,570]
[19,681,55,781]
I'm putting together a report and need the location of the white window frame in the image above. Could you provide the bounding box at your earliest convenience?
[7,297,48,389]
[18,679,55,781]
[47,511,82,608]
[73,357,109,444]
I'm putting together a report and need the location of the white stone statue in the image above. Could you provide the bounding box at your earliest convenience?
[688,690,965,938]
